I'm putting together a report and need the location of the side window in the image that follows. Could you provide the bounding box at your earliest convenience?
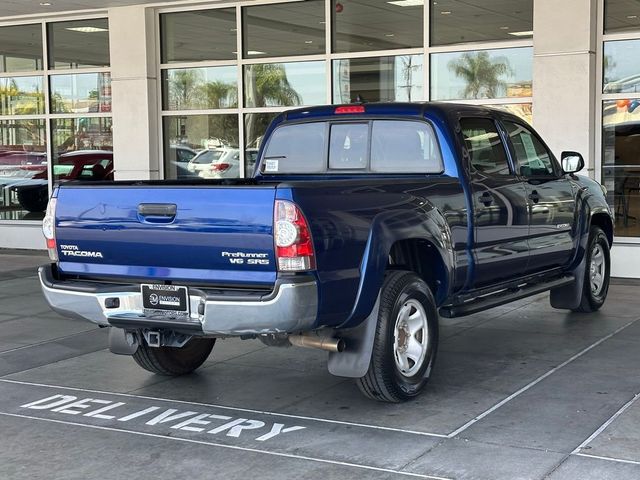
[370,120,443,173]
[329,123,368,170]
[503,121,556,177]
[460,118,511,176]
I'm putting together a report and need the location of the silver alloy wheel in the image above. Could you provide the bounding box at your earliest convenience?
[393,299,429,377]
[589,243,606,296]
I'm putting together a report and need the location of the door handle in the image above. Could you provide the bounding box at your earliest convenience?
[137,203,177,223]
[478,191,494,206]
[528,190,540,203]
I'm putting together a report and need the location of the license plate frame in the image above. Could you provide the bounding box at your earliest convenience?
[141,284,190,318]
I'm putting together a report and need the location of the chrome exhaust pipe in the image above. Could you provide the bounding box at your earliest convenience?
[289,334,346,353]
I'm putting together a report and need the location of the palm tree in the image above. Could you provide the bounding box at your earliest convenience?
[448,52,513,99]
[245,64,302,107]
[202,81,238,109]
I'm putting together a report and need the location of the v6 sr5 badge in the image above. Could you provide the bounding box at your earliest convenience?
[221,251,270,265]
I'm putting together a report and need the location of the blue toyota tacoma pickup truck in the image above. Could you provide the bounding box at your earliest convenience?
[39,103,613,403]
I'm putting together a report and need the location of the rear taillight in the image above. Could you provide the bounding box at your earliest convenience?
[274,200,315,272]
[42,197,58,262]
[211,163,230,172]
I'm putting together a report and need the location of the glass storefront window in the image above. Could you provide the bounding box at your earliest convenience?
[243,1,325,59]
[602,99,640,237]
[431,47,533,101]
[244,61,326,108]
[51,117,113,182]
[47,19,110,69]
[430,0,532,46]
[332,0,423,53]
[50,73,111,114]
[0,76,45,116]
[48,117,113,201]
[161,9,236,63]
[162,67,238,110]
[245,112,278,175]
[0,119,47,220]
[605,0,640,34]
[163,115,239,179]
[333,55,423,104]
[603,40,640,94]
[0,24,43,73]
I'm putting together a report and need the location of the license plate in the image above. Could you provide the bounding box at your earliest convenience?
[141,284,189,317]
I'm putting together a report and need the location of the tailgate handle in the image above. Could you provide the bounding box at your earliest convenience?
[138,203,177,218]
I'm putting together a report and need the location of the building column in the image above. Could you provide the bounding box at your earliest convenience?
[532,0,598,177]
[108,5,159,180]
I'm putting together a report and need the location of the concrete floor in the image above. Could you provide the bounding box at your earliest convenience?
[1,250,640,480]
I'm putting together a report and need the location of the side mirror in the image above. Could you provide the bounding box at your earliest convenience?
[561,151,584,174]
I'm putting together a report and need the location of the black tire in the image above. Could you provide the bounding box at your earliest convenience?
[17,187,49,212]
[133,337,215,375]
[356,270,439,403]
[572,226,611,313]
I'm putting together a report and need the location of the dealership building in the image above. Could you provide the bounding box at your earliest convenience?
[0,0,638,277]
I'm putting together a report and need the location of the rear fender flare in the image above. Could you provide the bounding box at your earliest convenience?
[338,205,455,330]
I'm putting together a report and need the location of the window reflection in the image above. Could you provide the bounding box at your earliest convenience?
[486,103,532,124]
[431,47,532,100]
[0,76,45,115]
[161,9,236,63]
[244,61,325,107]
[48,19,110,69]
[0,120,47,220]
[0,24,43,73]
[332,0,423,53]
[245,112,279,175]
[605,0,640,34]
[243,0,325,59]
[163,115,239,179]
[51,117,113,185]
[430,0,532,46]
[333,55,423,103]
[163,67,238,110]
[604,40,640,94]
[602,99,640,237]
[50,73,111,113]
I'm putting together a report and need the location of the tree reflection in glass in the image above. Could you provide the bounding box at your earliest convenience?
[447,51,513,99]
[431,47,532,101]
[163,67,238,110]
[244,62,325,108]
[0,77,45,116]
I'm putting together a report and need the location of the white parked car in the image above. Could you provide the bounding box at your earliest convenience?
[187,148,240,179]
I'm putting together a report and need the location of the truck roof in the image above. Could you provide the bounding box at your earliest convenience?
[282,102,515,123]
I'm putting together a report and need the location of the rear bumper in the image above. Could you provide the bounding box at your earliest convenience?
[38,265,318,336]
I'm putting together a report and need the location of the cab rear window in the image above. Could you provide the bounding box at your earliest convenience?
[261,119,443,174]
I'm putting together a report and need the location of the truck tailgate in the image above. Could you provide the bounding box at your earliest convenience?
[54,184,277,286]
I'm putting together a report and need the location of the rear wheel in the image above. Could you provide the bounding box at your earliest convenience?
[356,271,439,403]
[133,337,215,375]
[572,226,611,313]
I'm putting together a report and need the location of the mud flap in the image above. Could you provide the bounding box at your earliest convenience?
[108,327,139,355]
[327,297,380,378]
[550,255,585,310]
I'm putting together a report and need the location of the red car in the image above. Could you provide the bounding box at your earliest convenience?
[8,150,114,212]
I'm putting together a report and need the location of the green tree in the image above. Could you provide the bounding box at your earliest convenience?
[245,64,302,107]
[202,80,238,109]
[448,52,513,99]
[168,69,203,110]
